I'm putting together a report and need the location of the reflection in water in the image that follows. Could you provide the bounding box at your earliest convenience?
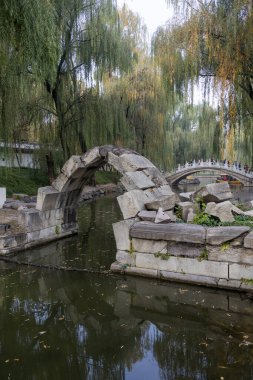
[0,197,253,379]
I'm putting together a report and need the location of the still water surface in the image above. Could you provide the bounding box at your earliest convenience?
[1,187,253,379]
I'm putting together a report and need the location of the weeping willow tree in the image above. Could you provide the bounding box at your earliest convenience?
[153,0,253,165]
[0,0,143,177]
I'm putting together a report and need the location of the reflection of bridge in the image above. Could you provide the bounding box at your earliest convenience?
[165,159,253,186]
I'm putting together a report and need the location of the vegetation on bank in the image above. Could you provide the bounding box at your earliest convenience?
[0,167,120,197]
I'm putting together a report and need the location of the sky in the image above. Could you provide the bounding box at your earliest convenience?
[117,0,173,38]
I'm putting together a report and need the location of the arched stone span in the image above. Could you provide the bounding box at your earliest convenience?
[166,163,253,186]
[35,145,173,228]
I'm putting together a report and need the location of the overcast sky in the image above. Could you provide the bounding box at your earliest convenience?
[117,0,173,37]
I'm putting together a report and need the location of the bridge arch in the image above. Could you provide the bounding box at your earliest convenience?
[166,162,253,186]
[35,145,171,227]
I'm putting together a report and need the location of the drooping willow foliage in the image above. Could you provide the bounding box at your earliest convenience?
[154,0,253,166]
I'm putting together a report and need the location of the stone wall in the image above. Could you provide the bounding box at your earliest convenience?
[111,221,253,293]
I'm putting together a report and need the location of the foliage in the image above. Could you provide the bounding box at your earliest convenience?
[198,248,209,262]
[154,252,170,260]
[241,278,253,286]
[0,168,49,196]
[193,212,220,227]
[95,171,120,184]
[154,0,253,165]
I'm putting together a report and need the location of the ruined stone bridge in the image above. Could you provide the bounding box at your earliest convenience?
[165,160,253,186]
[1,146,253,293]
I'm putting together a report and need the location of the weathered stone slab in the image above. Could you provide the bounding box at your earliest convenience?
[107,152,124,173]
[131,222,206,244]
[132,238,167,254]
[117,190,147,219]
[81,147,103,167]
[145,194,177,211]
[113,218,138,251]
[142,168,168,186]
[206,226,250,245]
[116,251,136,266]
[218,279,242,290]
[178,202,195,222]
[120,171,155,191]
[155,208,171,223]
[27,225,62,243]
[61,155,86,179]
[36,186,63,211]
[160,271,219,286]
[171,242,203,258]
[138,210,156,222]
[135,253,228,278]
[165,211,177,222]
[244,231,253,249]
[208,246,253,265]
[0,188,6,208]
[244,210,253,217]
[18,208,64,232]
[0,233,27,250]
[179,192,194,202]
[192,182,232,203]
[119,153,156,172]
[205,201,235,222]
[229,263,253,280]
[124,266,158,278]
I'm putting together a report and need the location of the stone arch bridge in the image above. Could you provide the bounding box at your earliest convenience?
[165,160,253,186]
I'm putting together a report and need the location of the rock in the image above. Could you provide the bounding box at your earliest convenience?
[206,226,250,245]
[120,171,155,191]
[113,218,139,251]
[119,153,156,172]
[244,210,253,217]
[117,190,147,219]
[130,222,206,244]
[0,188,6,209]
[155,207,171,224]
[187,208,195,223]
[165,210,177,222]
[192,182,232,203]
[205,201,235,222]
[179,192,194,202]
[244,231,253,249]
[81,147,102,167]
[145,194,177,211]
[178,202,195,222]
[142,167,168,186]
[3,200,23,210]
[138,210,157,222]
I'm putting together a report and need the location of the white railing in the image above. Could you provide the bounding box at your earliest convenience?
[173,159,253,178]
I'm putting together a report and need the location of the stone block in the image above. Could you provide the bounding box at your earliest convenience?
[208,246,253,265]
[145,194,177,211]
[167,242,202,258]
[116,250,136,266]
[218,278,242,290]
[179,192,194,202]
[138,210,156,222]
[244,231,253,249]
[155,207,171,223]
[61,155,86,179]
[0,233,27,250]
[81,147,103,167]
[113,218,138,251]
[142,167,168,186]
[36,186,62,211]
[18,208,64,232]
[160,271,219,286]
[117,190,147,219]
[192,182,232,203]
[135,253,228,278]
[178,201,195,221]
[107,152,124,173]
[119,153,156,172]
[241,200,253,211]
[124,266,158,278]
[132,238,167,254]
[120,171,155,191]
[205,201,235,222]
[206,226,250,245]
[52,173,69,192]
[229,263,253,280]
[0,187,6,208]
[27,225,62,243]
[130,222,206,244]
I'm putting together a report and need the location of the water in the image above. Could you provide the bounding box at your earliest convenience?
[0,194,253,379]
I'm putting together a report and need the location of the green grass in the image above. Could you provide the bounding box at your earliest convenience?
[95,171,120,185]
[0,167,50,196]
